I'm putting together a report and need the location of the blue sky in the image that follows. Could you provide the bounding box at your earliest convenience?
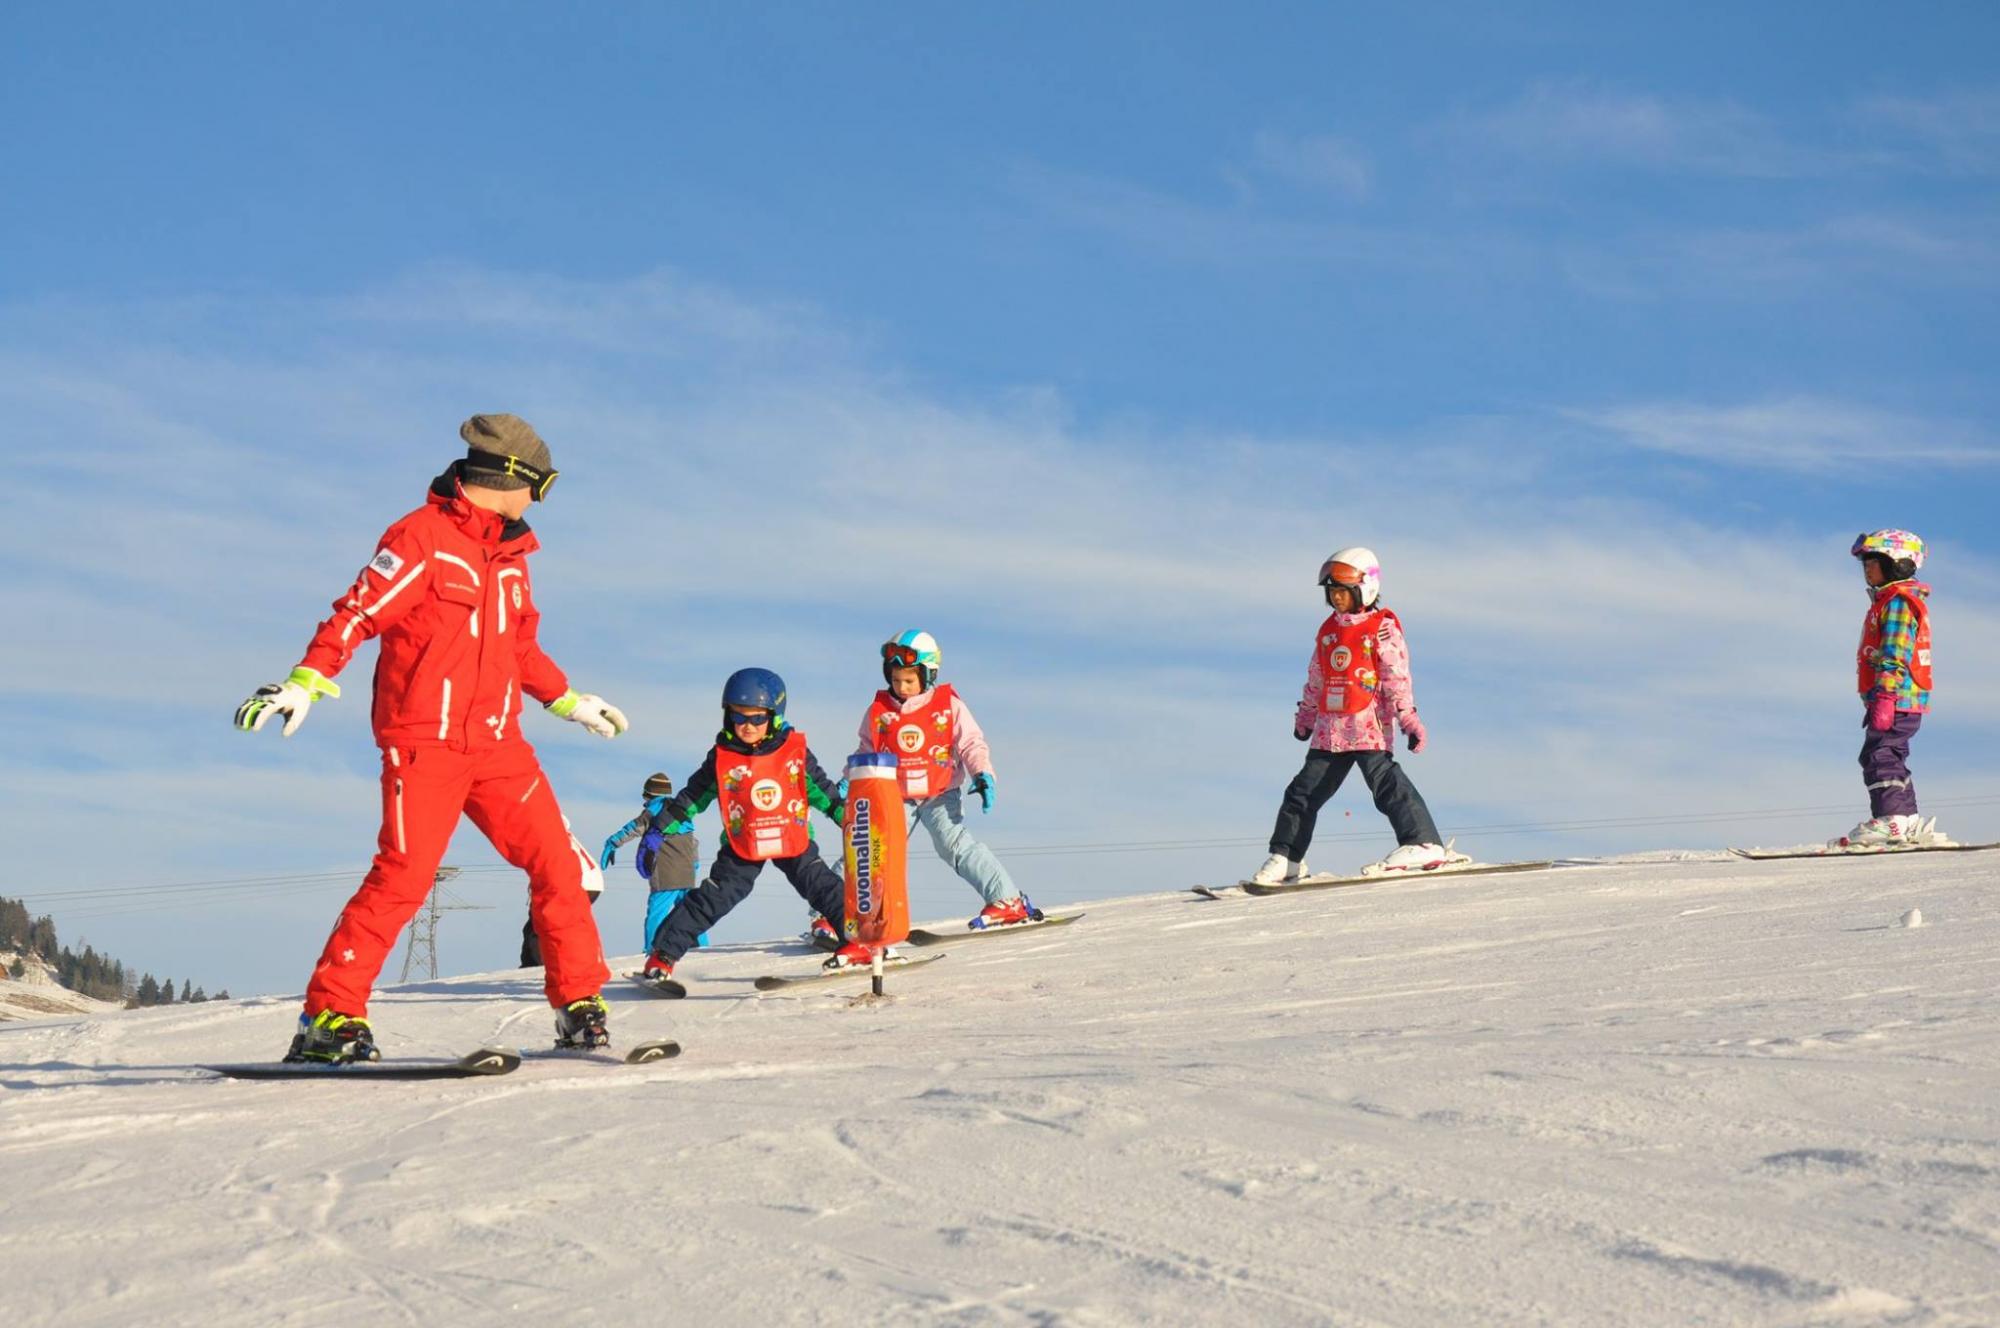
[4,4,1997,999]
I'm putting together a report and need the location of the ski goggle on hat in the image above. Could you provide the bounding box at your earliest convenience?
[881,642,929,668]
[465,448,560,501]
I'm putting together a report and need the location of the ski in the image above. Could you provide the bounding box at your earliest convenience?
[1730,842,2000,862]
[753,952,946,992]
[1190,885,1238,900]
[204,1045,522,1081]
[1242,860,1557,897]
[528,1038,682,1065]
[629,973,688,1000]
[904,913,1085,947]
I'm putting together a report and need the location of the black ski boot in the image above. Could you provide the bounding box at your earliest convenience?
[553,994,611,1050]
[283,1011,380,1064]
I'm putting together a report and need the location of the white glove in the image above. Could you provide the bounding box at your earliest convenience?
[234,667,341,737]
[547,689,628,739]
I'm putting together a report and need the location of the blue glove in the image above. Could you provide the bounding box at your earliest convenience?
[835,777,849,802]
[971,772,995,814]
[601,815,643,871]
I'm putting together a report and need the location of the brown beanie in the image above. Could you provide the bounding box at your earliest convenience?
[642,772,675,801]
[460,414,553,491]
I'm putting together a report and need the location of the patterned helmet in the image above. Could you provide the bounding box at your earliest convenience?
[881,629,942,689]
[1318,546,1382,609]
[1851,529,1926,572]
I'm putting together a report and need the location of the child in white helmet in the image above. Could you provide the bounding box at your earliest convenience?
[1252,548,1467,883]
[831,630,1036,932]
[1839,530,1939,848]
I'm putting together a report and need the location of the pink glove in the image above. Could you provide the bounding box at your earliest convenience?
[1402,714,1428,753]
[1866,693,1898,732]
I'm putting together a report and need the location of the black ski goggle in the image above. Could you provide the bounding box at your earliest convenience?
[466,448,559,500]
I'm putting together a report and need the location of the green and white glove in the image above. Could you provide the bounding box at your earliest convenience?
[234,667,341,737]
[547,689,628,739]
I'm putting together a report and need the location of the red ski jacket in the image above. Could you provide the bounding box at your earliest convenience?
[297,468,570,750]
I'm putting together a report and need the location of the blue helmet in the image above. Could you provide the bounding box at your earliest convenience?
[722,667,788,728]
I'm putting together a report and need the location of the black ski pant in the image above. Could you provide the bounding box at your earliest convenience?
[649,843,846,963]
[1268,749,1441,861]
[521,890,599,969]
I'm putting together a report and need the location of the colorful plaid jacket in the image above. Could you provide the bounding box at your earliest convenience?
[1862,581,1932,713]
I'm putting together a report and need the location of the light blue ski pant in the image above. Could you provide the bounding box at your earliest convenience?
[645,889,708,952]
[911,788,1018,906]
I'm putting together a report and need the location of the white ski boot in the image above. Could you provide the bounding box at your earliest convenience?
[1248,853,1309,885]
[1362,840,1473,877]
[1832,814,1937,850]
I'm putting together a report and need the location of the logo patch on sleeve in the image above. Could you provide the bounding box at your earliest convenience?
[368,548,406,579]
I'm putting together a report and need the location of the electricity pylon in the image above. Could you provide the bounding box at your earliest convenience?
[398,866,492,981]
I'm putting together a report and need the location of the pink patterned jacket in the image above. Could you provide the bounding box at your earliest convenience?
[1294,610,1419,753]
[851,686,995,793]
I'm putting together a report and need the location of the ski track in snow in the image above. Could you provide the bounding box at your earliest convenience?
[3,856,1998,1326]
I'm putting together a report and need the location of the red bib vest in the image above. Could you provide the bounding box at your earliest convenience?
[865,685,957,800]
[716,729,813,861]
[1858,584,1933,695]
[1315,609,1399,716]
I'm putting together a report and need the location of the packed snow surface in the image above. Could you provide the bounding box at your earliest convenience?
[4,853,1998,1326]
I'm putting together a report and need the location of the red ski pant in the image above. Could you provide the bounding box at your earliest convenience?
[305,740,609,1019]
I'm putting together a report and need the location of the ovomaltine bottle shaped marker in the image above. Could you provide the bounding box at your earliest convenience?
[842,752,909,947]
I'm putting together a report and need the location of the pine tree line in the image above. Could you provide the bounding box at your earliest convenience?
[0,896,229,1006]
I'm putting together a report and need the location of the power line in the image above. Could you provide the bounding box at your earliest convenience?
[11,792,2000,921]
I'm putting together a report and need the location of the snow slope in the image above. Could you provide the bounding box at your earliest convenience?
[4,852,1997,1327]
[0,969,121,1022]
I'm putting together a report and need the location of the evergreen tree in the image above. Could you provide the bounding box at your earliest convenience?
[159,976,174,1004]
[181,980,193,1003]
[135,974,160,1006]
[191,986,207,1003]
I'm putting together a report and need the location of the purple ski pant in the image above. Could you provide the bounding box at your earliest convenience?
[1860,711,1922,817]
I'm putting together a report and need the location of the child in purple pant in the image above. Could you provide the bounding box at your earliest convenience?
[1838,530,1937,849]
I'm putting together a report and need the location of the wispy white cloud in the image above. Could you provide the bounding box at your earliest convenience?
[1447,81,1822,178]
[1449,80,2000,182]
[1248,129,1374,199]
[1556,208,2000,300]
[1854,88,2000,177]
[1567,396,2000,473]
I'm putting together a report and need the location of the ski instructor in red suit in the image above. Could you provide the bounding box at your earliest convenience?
[235,414,623,1064]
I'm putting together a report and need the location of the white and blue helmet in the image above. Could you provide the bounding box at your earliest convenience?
[881,629,942,689]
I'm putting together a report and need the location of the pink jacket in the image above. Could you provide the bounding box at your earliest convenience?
[853,686,995,793]
[1295,611,1419,753]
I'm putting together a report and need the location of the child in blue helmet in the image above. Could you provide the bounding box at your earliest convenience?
[619,668,860,985]
[598,772,707,952]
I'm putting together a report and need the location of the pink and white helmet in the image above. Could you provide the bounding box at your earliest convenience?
[1318,546,1382,608]
[1851,529,1926,572]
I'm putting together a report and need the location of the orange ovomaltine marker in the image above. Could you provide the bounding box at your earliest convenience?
[843,753,910,946]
